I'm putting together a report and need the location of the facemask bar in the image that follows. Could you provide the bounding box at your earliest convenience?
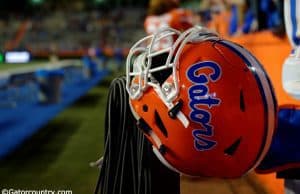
[126,26,220,102]
[126,28,181,99]
[168,26,220,102]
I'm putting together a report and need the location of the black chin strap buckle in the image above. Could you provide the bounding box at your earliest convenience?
[168,99,183,119]
[136,118,152,134]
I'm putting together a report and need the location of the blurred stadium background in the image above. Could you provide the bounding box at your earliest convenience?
[0,0,292,193]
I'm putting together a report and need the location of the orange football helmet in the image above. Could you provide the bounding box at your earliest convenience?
[126,26,277,178]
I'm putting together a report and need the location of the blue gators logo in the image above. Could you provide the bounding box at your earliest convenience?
[187,61,222,151]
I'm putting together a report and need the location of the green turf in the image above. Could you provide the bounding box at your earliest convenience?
[0,60,48,72]
[0,74,116,193]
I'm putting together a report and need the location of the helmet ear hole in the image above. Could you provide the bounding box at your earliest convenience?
[143,104,148,112]
[240,90,246,112]
[151,53,173,85]
[224,137,242,156]
[154,110,168,138]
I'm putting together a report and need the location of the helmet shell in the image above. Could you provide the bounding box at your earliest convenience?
[130,40,277,178]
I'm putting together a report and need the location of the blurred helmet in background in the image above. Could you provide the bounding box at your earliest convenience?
[148,0,179,15]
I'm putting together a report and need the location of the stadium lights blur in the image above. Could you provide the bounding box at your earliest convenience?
[95,0,105,4]
[30,0,44,5]
[5,51,31,63]
[0,53,4,63]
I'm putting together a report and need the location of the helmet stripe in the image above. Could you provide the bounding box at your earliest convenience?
[217,40,276,172]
